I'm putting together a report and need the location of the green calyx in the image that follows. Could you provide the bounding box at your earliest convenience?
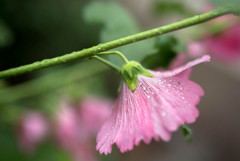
[120,61,153,92]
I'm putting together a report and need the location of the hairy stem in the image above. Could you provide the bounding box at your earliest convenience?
[0,6,238,78]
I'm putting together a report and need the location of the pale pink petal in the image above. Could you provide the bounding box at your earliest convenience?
[153,55,210,78]
[169,54,191,79]
[96,82,156,154]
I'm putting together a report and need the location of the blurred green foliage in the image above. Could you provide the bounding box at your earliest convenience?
[211,0,240,7]
[0,0,100,80]
[83,1,154,66]
[0,124,72,161]
[0,19,13,48]
[142,35,185,69]
[0,1,182,161]
[153,1,196,16]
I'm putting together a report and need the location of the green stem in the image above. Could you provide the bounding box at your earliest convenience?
[0,6,238,79]
[98,51,129,64]
[92,56,121,72]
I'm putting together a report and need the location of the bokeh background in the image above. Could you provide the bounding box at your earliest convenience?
[0,0,240,161]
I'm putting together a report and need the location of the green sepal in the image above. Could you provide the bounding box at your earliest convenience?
[120,61,153,92]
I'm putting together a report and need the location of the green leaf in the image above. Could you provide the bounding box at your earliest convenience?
[83,1,154,66]
[181,124,192,143]
[142,35,186,69]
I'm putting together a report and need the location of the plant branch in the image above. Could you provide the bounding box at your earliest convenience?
[0,6,238,79]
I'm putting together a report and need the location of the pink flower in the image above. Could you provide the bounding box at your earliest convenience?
[96,55,210,155]
[204,23,240,63]
[17,111,47,154]
[55,97,112,161]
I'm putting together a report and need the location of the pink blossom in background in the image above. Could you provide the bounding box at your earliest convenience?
[187,42,206,58]
[96,55,210,155]
[79,98,112,135]
[17,111,47,154]
[55,103,82,150]
[200,2,240,63]
[55,98,112,161]
[204,23,240,63]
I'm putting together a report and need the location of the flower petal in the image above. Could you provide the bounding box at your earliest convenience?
[153,55,210,78]
[96,82,156,154]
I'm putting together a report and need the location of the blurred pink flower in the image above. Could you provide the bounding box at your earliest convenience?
[96,55,210,155]
[17,111,47,154]
[55,97,112,161]
[204,23,240,63]
[187,42,206,58]
[79,98,113,135]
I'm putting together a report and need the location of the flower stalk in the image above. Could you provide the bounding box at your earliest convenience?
[0,6,238,79]
[92,56,121,72]
[98,51,129,64]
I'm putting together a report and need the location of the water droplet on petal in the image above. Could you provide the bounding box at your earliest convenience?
[161,111,167,117]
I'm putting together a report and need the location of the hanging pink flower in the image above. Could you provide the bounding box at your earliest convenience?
[17,111,47,154]
[55,97,112,161]
[96,55,210,155]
